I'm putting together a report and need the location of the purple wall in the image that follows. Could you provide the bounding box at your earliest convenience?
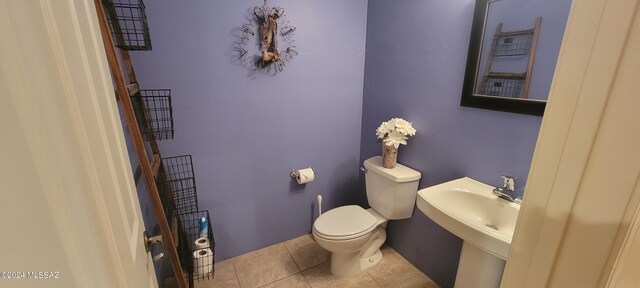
[129,1,546,286]
[361,1,542,287]
[131,0,368,261]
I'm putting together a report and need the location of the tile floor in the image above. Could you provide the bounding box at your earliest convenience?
[195,234,440,288]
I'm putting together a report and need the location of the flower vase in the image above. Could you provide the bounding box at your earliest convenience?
[382,143,398,168]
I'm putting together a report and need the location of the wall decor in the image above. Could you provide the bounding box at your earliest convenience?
[234,0,297,74]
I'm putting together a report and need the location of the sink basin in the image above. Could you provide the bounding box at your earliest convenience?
[416,177,520,260]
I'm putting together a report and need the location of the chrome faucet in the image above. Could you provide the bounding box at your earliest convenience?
[492,176,522,204]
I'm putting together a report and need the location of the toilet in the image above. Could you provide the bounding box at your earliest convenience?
[312,156,421,276]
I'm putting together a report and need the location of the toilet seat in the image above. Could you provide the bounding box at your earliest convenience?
[313,205,378,241]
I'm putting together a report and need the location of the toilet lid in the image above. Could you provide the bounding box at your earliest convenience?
[314,205,377,238]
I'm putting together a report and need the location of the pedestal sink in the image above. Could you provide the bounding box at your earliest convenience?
[416,177,521,288]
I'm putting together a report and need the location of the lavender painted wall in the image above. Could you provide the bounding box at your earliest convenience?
[361,1,543,287]
[127,0,549,285]
[131,0,368,261]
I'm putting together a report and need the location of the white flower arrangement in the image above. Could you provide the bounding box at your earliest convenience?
[376,118,417,148]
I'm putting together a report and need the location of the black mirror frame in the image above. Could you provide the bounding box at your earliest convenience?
[461,0,546,116]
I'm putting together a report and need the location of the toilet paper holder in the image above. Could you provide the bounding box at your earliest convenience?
[290,167,315,178]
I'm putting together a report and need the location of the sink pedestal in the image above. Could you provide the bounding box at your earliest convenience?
[455,241,506,288]
[416,178,519,288]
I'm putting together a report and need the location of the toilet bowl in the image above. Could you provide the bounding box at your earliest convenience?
[312,156,421,276]
[313,206,388,276]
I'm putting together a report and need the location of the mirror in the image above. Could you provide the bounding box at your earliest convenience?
[461,0,572,116]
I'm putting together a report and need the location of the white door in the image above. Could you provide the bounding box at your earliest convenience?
[0,1,158,287]
[501,0,640,287]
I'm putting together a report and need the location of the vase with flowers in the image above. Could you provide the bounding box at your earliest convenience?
[376,118,417,168]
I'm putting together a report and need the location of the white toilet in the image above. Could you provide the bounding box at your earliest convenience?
[312,156,421,276]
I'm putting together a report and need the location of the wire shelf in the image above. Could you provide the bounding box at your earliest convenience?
[161,155,195,181]
[157,177,198,216]
[493,32,533,57]
[132,89,174,141]
[478,75,525,98]
[156,155,199,215]
[102,0,152,50]
[177,210,215,284]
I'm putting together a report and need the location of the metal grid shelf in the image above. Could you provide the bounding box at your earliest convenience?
[177,210,215,286]
[102,0,152,50]
[132,89,174,141]
[156,155,199,216]
[493,31,534,57]
[478,74,525,98]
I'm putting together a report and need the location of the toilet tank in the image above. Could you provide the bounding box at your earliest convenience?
[363,156,421,220]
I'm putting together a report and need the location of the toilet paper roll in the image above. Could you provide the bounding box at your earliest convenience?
[193,248,214,276]
[294,167,315,184]
[194,237,210,250]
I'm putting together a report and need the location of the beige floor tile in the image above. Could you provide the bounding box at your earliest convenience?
[368,246,420,288]
[283,234,331,270]
[194,259,240,288]
[233,243,300,288]
[391,272,440,288]
[302,262,381,288]
[259,273,310,288]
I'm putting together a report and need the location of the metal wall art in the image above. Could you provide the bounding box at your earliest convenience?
[234,0,297,74]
